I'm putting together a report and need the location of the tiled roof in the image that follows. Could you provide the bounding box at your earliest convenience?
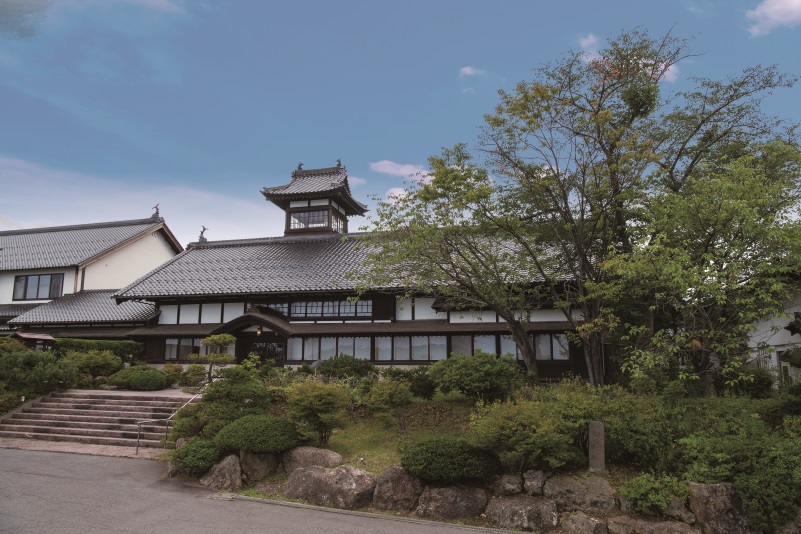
[115,234,390,300]
[9,290,157,325]
[0,217,171,270]
[0,303,42,319]
[261,164,368,215]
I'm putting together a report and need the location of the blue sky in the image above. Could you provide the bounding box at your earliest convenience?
[0,0,799,246]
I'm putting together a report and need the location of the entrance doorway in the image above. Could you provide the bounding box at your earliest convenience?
[236,333,286,365]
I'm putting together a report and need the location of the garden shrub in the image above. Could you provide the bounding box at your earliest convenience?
[428,350,523,402]
[62,350,122,377]
[55,338,143,362]
[364,378,414,432]
[161,363,184,387]
[202,366,272,408]
[401,437,500,483]
[618,473,688,513]
[108,366,166,391]
[0,391,23,415]
[214,415,299,454]
[0,337,27,354]
[172,438,221,477]
[382,366,437,399]
[286,379,350,446]
[316,354,377,379]
[179,363,207,387]
[0,349,79,396]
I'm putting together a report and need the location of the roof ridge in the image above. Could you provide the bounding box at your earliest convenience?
[0,217,163,236]
[185,232,367,248]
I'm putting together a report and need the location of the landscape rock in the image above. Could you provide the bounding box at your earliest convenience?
[282,446,341,475]
[607,516,701,534]
[491,474,524,496]
[239,451,279,483]
[661,498,695,525]
[777,508,801,534]
[687,482,752,534]
[285,465,376,510]
[559,511,608,534]
[544,476,617,516]
[414,485,489,520]
[484,494,559,531]
[524,470,547,495]
[175,438,188,449]
[199,454,242,491]
[372,465,424,512]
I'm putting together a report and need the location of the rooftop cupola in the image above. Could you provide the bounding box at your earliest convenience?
[261,161,368,236]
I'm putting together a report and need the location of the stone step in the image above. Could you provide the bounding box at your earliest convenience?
[39,397,187,408]
[28,401,177,414]
[6,412,172,426]
[23,406,175,419]
[0,422,166,441]
[48,392,195,403]
[3,417,169,433]
[0,429,162,448]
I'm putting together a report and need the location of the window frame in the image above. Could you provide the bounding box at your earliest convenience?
[12,273,65,301]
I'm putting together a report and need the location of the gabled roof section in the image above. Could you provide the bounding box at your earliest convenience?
[115,233,390,300]
[0,217,183,271]
[9,290,157,325]
[261,163,368,216]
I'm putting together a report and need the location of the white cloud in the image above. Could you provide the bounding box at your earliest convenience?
[0,156,280,246]
[369,160,427,178]
[579,33,600,63]
[459,66,486,77]
[385,187,408,204]
[662,64,680,83]
[462,87,476,94]
[747,0,801,36]
[348,175,366,186]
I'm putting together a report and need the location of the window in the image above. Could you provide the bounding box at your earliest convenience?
[13,274,64,300]
[375,337,392,361]
[267,303,288,315]
[287,299,372,319]
[535,334,570,361]
[290,210,328,229]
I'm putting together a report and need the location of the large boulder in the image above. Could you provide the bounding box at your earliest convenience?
[414,485,489,520]
[484,494,559,532]
[239,451,279,483]
[491,474,524,496]
[687,482,752,534]
[372,466,424,512]
[559,511,608,534]
[607,516,701,534]
[661,498,695,525]
[524,470,547,496]
[199,454,242,491]
[282,446,342,476]
[285,465,376,510]
[544,476,617,516]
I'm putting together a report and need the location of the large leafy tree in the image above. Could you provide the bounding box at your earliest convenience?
[361,29,798,387]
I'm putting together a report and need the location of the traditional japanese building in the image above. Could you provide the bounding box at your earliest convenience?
[112,163,587,379]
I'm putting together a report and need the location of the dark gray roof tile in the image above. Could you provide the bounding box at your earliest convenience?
[10,290,157,325]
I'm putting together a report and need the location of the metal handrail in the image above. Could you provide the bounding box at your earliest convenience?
[135,378,216,454]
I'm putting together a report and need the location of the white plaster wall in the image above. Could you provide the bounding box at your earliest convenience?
[159,305,178,324]
[0,267,77,304]
[396,298,412,320]
[450,311,497,323]
[414,297,447,320]
[223,302,245,322]
[82,232,177,290]
[749,295,801,351]
[179,304,200,324]
[201,303,222,323]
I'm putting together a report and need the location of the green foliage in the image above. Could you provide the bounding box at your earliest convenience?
[214,415,299,454]
[286,379,350,446]
[172,438,221,478]
[0,337,27,353]
[400,438,500,483]
[179,363,207,387]
[62,350,122,377]
[618,473,688,513]
[364,379,414,432]
[429,351,523,402]
[55,338,143,362]
[161,363,184,387]
[0,391,23,414]
[315,354,377,379]
[0,349,79,396]
[108,366,166,391]
[381,366,437,399]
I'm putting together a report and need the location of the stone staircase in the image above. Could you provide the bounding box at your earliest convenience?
[0,391,194,448]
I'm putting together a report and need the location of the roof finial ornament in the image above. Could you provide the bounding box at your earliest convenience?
[151,203,160,219]
[198,225,208,243]
[297,162,303,171]
[336,158,341,167]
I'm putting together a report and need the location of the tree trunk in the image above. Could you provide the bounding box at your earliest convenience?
[508,321,538,378]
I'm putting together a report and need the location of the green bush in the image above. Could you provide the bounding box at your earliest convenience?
[364,379,414,432]
[0,391,23,415]
[316,354,377,379]
[401,438,501,483]
[62,350,122,377]
[108,366,166,391]
[0,349,79,396]
[214,415,299,454]
[55,339,143,362]
[0,337,28,354]
[161,363,183,387]
[429,350,523,402]
[172,438,221,477]
[179,363,208,387]
[382,366,437,399]
[618,473,688,513]
[286,379,350,446]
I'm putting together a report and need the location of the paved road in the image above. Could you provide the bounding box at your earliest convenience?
[0,449,509,534]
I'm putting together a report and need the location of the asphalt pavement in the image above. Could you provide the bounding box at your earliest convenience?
[0,449,513,534]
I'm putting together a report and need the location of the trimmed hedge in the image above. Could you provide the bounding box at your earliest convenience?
[401,437,500,483]
[108,366,166,391]
[62,350,123,377]
[55,339,143,362]
[316,354,377,379]
[214,415,299,454]
[173,439,221,477]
